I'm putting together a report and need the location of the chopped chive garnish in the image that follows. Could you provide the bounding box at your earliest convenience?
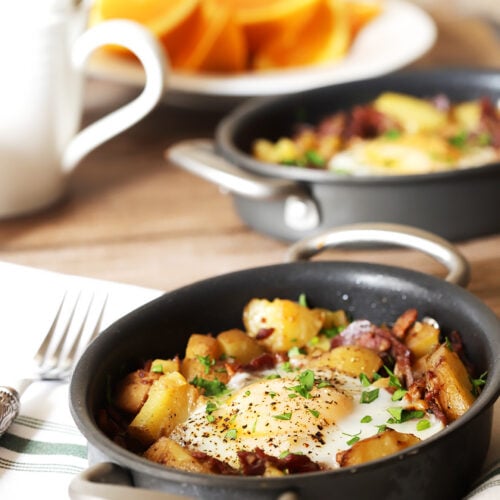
[416,419,431,431]
[298,293,308,307]
[196,355,215,374]
[391,388,407,401]
[274,412,292,421]
[361,388,379,404]
[225,429,237,440]
[359,373,371,387]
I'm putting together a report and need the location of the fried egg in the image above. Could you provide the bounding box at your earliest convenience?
[328,135,498,176]
[170,365,444,470]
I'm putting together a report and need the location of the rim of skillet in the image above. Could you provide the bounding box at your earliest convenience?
[216,67,500,185]
[70,261,500,489]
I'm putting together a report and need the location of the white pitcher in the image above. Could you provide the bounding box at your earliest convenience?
[0,0,166,218]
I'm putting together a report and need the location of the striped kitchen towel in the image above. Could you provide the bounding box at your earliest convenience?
[0,261,162,500]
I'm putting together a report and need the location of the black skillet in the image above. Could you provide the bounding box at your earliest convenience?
[69,223,500,500]
[168,68,500,242]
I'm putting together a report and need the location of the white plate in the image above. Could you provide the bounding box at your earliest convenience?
[88,0,436,108]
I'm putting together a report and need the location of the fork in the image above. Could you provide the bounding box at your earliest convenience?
[0,291,107,437]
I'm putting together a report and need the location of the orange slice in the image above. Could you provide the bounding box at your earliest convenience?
[89,0,200,37]
[230,0,322,53]
[347,0,384,37]
[253,0,352,70]
[162,0,247,72]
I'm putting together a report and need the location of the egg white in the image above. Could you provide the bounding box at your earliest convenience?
[170,365,443,470]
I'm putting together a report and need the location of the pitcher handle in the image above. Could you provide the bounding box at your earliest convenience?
[63,20,167,172]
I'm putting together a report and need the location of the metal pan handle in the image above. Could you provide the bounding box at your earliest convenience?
[69,462,299,500]
[167,140,321,231]
[167,139,306,200]
[69,462,192,500]
[285,223,470,287]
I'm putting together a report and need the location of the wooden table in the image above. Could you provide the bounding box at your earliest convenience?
[0,10,499,318]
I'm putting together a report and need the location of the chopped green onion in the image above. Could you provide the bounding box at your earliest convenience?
[196,355,215,374]
[151,364,164,373]
[322,325,345,338]
[384,129,402,139]
[225,429,237,440]
[359,373,371,387]
[360,388,379,404]
[298,293,308,307]
[274,412,292,421]
[360,415,372,424]
[391,388,407,401]
[191,376,227,396]
[470,371,487,396]
[416,419,431,431]
[305,150,326,167]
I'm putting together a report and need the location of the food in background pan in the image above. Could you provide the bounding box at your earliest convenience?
[98,294,485,475]
[253,93,500,175]
[89,0,383,73]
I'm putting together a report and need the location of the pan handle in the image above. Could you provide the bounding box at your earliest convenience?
[285,223,470,287]
[69,462,300,500]
[167,139,321,231]
[69,462,193,500]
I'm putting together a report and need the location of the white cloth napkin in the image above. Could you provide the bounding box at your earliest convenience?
[0,261,498,499]
[0,261,162,499]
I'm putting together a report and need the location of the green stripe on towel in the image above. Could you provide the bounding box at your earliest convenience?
[0,433,87,459]
[14,415,81,435]
[0,457,84,475]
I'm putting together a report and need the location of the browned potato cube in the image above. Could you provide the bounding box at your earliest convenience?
[337,429,421,467]
[317,308,349,330]
[310,345,382,379]
[144,437,210,473]
[114,369,160,414]
[185,333,222,360]
[217,328,264,364]
[243,298,324,352]
[425,344,476,421]
[405,321,440,359]
[150,357,181,374]
[181,357,229,384]
[128,371,192,446]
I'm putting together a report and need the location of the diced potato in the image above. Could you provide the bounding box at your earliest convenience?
[405,321,440,359]
[128,371,192,446]
[373,92,447,133]
[144,437,210,473]
[453,101,481,131]
[316,308,349,330]
[337,429,421,467]
[243,298,324,352]
[264,465,285,477]
[181,357,229,384]
[217,328,264,364]
[150,357,181,374]
[425,344,476,421]
[114,369,160,414]
[185,333,222,360]
[309,345,382,378]
[411,355,428,379]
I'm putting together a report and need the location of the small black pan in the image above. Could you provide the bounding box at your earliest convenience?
[69,224,500,500]
[168,68,500,241]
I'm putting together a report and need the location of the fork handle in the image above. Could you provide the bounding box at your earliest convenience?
[0,386,20,437]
